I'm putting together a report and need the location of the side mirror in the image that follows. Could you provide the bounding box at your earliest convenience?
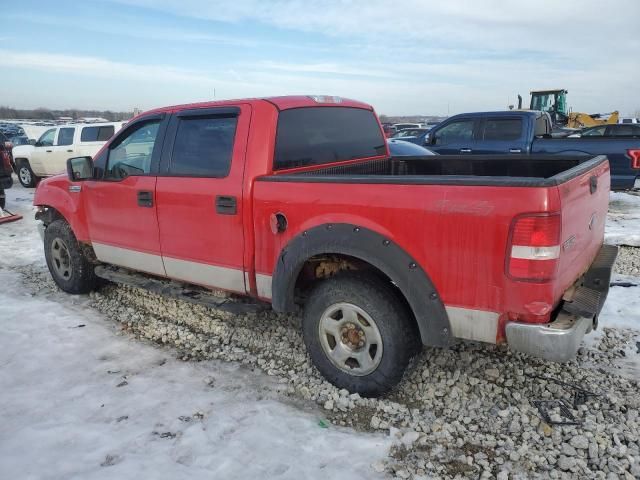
[29,139,36,146]
[67,156,94,181]
[424,133,431,145]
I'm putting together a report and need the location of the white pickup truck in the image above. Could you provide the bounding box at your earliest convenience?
[12,122,124,187]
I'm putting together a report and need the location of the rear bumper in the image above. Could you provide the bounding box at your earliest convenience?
[505,244,618,362]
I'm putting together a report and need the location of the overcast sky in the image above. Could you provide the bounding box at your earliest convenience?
[2,0,639,116]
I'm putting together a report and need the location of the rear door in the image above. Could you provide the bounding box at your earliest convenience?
[473,116,527,154]
[155,105,251,293]
[46,127,76,175]
[83,114,168,275]
[429,118,478,154]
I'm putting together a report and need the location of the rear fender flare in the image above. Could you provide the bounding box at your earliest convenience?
[271,223,451,347]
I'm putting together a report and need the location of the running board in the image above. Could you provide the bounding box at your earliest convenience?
[94,265,268,315]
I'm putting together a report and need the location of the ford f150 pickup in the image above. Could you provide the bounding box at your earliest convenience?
[425,110,640,191]
[33,96,617,396]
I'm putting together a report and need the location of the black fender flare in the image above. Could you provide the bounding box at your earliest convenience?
[271,223,451,347]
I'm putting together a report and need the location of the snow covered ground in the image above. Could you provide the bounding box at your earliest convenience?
[1,183,389,479]
[1,182,639,479]
[606,191,640,247]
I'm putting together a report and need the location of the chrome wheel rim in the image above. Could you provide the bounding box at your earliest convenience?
[50,237,72,280]
[19,167,31,185]
[318,302,383,376]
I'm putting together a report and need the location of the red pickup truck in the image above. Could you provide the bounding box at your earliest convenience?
[34,96,617,396]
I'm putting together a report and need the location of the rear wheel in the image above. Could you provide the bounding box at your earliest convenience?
[44,220,97,294]
[302,273,420,397]
[17,160,38,188]
[0,189,5,209]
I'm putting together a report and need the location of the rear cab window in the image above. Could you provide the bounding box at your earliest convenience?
[274,107,386,170]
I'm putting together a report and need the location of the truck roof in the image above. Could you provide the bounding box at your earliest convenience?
[449,110,544,119]
[140,95,374,119]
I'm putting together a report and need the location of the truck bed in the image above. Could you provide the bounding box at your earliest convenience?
[269,154,605,187]
[255,153,610,339]
[532,137,640,190]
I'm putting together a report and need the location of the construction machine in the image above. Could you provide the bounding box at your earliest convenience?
[517,89,619,129]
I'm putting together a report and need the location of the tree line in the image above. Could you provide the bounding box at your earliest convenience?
[0,106,133,121]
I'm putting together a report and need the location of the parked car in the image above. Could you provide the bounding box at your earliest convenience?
[387,138,436,156]
[619,117,639,124]
[569,124,640,138]
[0,132,13,209]
[381,123,397,138]
[0,123,24,137]
[12,122,124,187]
[392,128,431,145]
[393,122,421,131]
[34,95,616,396]
[425,110,640,190]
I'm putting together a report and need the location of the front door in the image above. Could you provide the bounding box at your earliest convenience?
[429,118,477,155]
[83,114,168,276]
[29,128,57,176]
[155,105,250,293]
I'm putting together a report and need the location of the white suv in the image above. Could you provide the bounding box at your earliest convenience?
[12,122,124,187]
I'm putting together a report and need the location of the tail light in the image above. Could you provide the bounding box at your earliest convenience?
[628,149,640,169]
[507,214,561,282]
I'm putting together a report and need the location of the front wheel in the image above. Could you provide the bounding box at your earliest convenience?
[302,273,420,397]
[44,220,97,294]
[17,160,38,188]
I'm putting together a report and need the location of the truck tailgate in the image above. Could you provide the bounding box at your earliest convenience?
[554,158,610,300]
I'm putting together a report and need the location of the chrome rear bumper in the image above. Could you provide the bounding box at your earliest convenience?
[506,312,592,362]
[506,244,618,362]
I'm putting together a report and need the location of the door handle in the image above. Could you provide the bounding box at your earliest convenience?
[460,148,472,153]
[46,150,52,153]
[137,190,153,207]
[509,148,522,153]
[216,195,237,215]
[67,149,73,152]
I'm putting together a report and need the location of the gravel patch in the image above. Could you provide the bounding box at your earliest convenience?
[13,264,640,479]
[614,246,640,276]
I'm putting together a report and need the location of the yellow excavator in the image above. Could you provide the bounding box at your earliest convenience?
[516,89,619,129]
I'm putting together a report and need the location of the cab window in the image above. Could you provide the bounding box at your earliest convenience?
[57,128,75,146]
[582,126,606,137]
[37,129,56,147]
[81,125,116,142]
[169,116,237,177]
[482,118,522,141]
[433,119,474,145]
[105,120,161,180]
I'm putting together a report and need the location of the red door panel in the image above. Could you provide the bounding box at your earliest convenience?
[84,176,165,276]
[155,104,251,293]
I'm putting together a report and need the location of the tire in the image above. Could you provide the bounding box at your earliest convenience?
[17,160,38,188]
[0,189,5,209]
[44,219,97,294]
[302,273,420,397]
